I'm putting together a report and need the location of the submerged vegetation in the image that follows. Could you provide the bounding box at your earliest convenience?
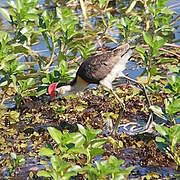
[0,0,179,179]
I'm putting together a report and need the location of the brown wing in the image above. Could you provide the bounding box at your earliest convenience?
[76,43,130,83]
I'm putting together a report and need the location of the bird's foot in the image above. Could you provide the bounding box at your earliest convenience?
[112,112,154,135]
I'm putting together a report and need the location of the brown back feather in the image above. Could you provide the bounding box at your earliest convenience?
[76,43,130,84]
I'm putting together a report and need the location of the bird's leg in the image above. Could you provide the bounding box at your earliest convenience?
[122,75,153,134]
[100,82,125,108]
[99,82,125,135]
[122,75,151,106]
[110,89,125,109]
[111,106,124,135]
[110,88,125,135]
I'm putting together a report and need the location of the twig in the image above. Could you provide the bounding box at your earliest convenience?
[141,44,180,58]
[170,15,180,25]
[44,32,55,72]
[142,43,180,49]
[164,43,180,48]
[80,0,87,21]
[160,48,180,58]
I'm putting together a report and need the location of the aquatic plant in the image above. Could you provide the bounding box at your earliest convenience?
[38,124,133,179]
[155,124,180,169]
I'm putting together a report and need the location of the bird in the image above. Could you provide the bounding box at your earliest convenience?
[48,43,132,99]
[48,43,152,134]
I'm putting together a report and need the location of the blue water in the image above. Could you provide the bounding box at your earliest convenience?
[167,0,180,44]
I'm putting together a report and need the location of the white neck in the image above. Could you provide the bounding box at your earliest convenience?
[56,84,87,97]
[56,85,73,97]
[56,76,89,97]
[61,85,72,92]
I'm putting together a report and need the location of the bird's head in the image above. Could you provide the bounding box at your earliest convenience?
[48,83,72,100]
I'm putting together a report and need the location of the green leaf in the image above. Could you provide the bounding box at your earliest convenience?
[0,8,11,21]
[5,54,17,62]
[64,165,81,179]
[143,32,153,47]
[168,65,179,73]
[36,88,47,96]
[39,147,55,157]
[77,124,86,136]
[68,146,87,154]
[99,0,107,8]
[156,136,165,143]
[16,64,26,71]
[26,78,35,87]
[47,127,62,145]
[150,65,158,76]
[8,1,16,9]
[11,75,18,93]
[154,36,165,48]
[86,128,102,144]
[16,0,22,13]
[126,0,137,14]
[67,165,81,172]
[13,45,29,54]
[168,99,180,115]
[52,68,61,77]
[91,138,107,148]
[42,32,51,51]
[120,17,127,27]
[51,155,69,172]
[90,148,104,157]
[136,46,147,63]
[155,124,167,137]
[115,167,134,178]
[24,13,38,21]
[136,46,146,55]
[153,36,165,56]
[150,105,167,120]
[70,132,85,147]
[42,77,50,84]
[37,170,51,178]
[156,0,168,8]
[109,155,124,165]
[18,156,25,164]
[172,127,180,147]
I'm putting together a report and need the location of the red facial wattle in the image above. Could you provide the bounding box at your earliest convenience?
[48,83,57,99]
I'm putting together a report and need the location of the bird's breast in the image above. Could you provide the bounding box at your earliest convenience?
[73,75,89,91]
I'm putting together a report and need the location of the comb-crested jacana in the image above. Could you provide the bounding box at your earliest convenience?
[48,43,152,134]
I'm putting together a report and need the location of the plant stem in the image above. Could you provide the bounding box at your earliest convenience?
[80,0,87,21]
[44,32,55,72]
[87,147,91,164]
[0,88,7,105]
